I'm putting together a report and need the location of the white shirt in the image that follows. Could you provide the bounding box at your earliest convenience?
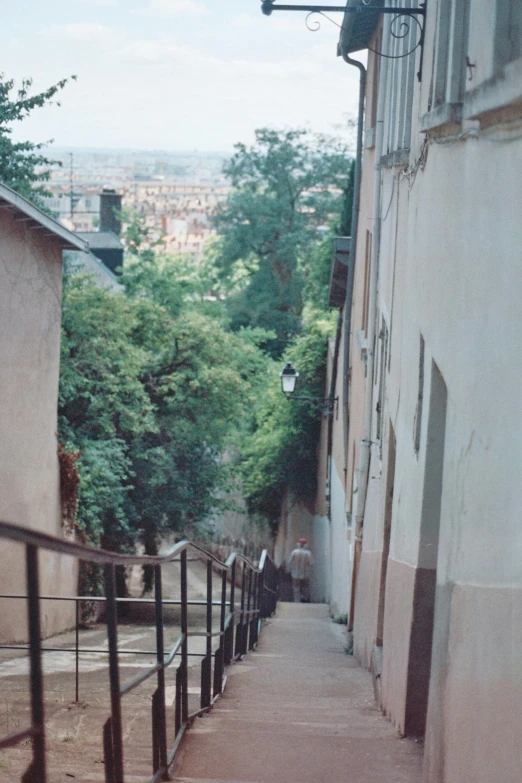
[287,547,313,580]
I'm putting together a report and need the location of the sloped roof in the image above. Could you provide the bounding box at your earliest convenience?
[76,231,124,251]
[0,183,88,251]
[65,249,123,292]
[338,0,382,56]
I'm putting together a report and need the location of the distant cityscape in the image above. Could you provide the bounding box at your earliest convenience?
[43,148,233,259]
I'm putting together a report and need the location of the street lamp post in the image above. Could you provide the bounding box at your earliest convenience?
[279,362,337,416]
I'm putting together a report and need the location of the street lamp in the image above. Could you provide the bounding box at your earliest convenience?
[279,362,337,416]
[280,362,299,396]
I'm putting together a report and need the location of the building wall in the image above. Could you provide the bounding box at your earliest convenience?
[411,134,522,783]
[346,7,522,782]
[311,346,332,604]
[0,212,77,642]
[274,492,314,601]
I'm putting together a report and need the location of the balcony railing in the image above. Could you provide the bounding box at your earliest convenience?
[0,519,278,783]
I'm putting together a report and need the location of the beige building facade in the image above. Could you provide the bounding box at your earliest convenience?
[0,185,87,642]
[313,1,522,781]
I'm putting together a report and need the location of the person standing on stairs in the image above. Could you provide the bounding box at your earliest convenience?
[287,538,313,603]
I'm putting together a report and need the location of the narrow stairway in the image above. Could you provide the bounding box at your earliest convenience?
[171,603,423,783]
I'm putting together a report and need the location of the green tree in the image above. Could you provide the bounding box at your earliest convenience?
[58,275,156,548]
[214,128,351,357]
[59,263,271,583]
[0,74,76,206]
[239,313,334,527]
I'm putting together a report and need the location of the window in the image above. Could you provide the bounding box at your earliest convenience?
[381,0,419,160]
[462,1,522,122]
[494,1,522,71]
[428,0,471,112]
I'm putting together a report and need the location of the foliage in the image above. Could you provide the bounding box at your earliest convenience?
[58,276,155,546]
[214,128,351,357]
[59,265,271,569]
[57,443,81,534]
[0,74,76,206]
[214,130,354,528]
[239,311,335,526]
[58,126,354,569]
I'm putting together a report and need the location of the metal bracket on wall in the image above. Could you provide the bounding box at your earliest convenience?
[260,1,426,64]
[287,394,339,417]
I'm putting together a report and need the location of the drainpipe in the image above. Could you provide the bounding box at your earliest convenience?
[326,308,343,487]
[353,17,391,544]
[339,51,366,630]
[340,53,366,480]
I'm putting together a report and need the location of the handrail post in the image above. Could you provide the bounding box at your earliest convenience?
[213,569,227,696]
[26,544,46,783]
[235,561,246,658]
[104,564,124,783]
[244,566,253,654]
[154,564,169,780]
[180,549,189,723]
[75,598,80,703]
[225,558,236,666]
[251,571,259,648]
[259,566,264,624]
[201,560,212,708]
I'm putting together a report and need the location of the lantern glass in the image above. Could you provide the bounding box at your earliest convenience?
[280,363,299,396]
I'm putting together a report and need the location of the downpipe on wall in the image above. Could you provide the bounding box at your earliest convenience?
[339,50,365,624]
[340,51,366,472]
[353,17,391,551]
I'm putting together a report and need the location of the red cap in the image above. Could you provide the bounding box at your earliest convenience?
[298,538,307,544]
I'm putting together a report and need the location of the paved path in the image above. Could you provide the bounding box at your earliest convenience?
[172,603,423,783]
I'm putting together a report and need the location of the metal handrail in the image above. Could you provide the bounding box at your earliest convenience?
[0,519,263,568]
[0,519,279,783]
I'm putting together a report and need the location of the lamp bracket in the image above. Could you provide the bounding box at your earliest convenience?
[286,394,339,417]
[261,2,426,65]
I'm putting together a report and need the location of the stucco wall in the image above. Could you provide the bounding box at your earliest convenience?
[0,212,77,642]
[411,133,522,781]
[347,10,522,781]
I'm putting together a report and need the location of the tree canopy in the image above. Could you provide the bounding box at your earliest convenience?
[0,74,75,206]
[213,128,351,357]
[239,312,334,526]
[59,247,271,579]
[56,126,353,586]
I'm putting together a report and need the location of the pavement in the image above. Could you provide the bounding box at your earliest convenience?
[172,603,423,783]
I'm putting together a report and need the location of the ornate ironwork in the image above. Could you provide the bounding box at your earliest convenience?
[261,2,426,61]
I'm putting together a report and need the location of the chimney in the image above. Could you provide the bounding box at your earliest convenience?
[100,189,122,235]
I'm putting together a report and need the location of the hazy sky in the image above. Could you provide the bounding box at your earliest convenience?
[6,0,363,152]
